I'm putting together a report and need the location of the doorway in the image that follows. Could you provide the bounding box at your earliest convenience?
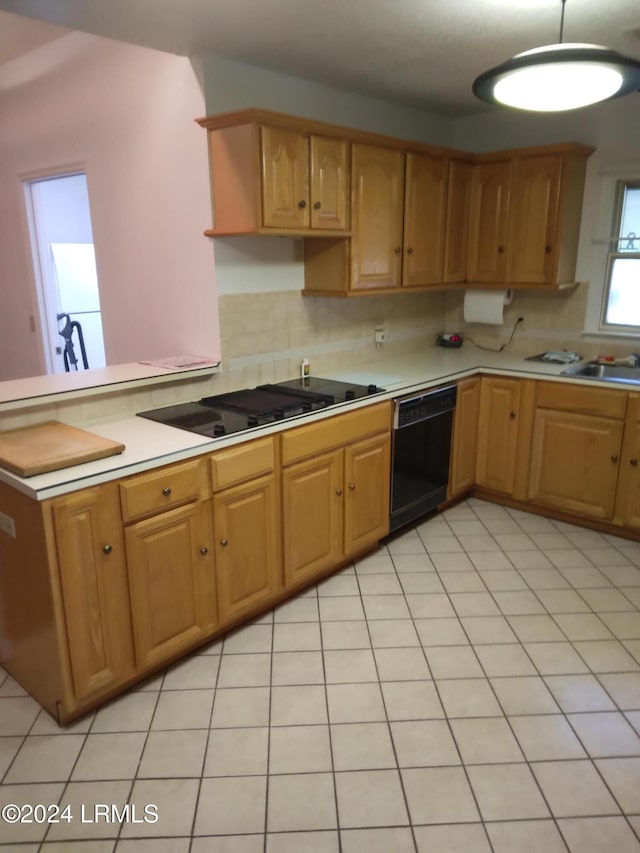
[24,172,106,374]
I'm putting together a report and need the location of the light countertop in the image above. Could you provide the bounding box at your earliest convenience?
[0,346,630,501]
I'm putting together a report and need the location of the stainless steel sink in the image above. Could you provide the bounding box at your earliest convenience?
[561,361,640,384]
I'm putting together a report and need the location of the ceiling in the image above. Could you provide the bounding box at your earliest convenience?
[1,0,639,115]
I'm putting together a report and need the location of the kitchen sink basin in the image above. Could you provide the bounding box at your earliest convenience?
[561,361,640,384]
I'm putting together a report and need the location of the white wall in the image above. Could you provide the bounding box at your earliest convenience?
[0,33,220,381]
[203,54,454,296]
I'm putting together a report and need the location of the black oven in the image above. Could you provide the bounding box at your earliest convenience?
[390,385,457,533]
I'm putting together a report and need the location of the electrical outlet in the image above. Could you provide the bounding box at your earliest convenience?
[0,511,16,538]
[374,327,386,346]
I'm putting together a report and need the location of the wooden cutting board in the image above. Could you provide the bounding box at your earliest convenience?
[0,420,125,477]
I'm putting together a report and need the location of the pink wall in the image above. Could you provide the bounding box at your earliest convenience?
[0,33,220,380]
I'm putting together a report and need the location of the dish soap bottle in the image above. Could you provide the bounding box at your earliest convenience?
[300,358,310,380]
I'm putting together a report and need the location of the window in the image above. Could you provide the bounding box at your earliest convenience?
[601,180,640,330]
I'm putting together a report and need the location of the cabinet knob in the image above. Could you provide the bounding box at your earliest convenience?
[313,201,321,209]
[220,538,228,547]
[498,245,505,254]
[394,247,401,254]
[349,483,356,490]
[510,411,517,419]
[631,458,638,467]
[200,547,209,556]
[335,489,343,496]
[545,244,552,254]
[407,247,414,255]
[611,455,619,463]
[103,544,113,555]
[298,199,307,208]
[162,487,172,497]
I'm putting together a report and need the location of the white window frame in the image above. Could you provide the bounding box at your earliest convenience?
[584,164,640,339]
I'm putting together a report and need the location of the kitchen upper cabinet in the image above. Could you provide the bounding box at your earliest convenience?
[261,126,310,229]
[351,144,405,291]
[304,145,456,295]
[261,128,350,231]
[310,134,350,231]
[528,382,627,520]
[467,159,512,284]
[506,154,562,284]
[467,146,593,288]
[444,160,472,284]
[476,376,534,498]
[403,152,449,287]
[125,501,217,669]
[51,484,134,703]
[199,113,350,236]
[449,377,480,497]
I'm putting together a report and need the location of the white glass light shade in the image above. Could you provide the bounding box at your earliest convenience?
[473,43,640,111]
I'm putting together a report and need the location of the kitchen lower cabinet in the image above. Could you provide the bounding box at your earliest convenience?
[281,402,392,586]
[344,433,391,554]
[527,381,627,521]
[51,484,135,703]
[615,394,640,529]
[476,376,533,498]
[449,377,481,497]
[282,450,344,587]
[124,501,216,669]
[213,473,282,624]
[528,409,623,520]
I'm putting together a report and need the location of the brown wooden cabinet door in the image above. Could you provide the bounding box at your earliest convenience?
[467,160,511,283]
[351,144,405,290]
[402,152,448,287]
[344,434,391,555]
[125,502,216,669]
[449,377,480,497]
[310,135,349,231]
[214,473,282,624]
[52,484,134,702]
[615,395,640,528]
[444,160,472,284]
[476,377,522,495]
[261,126,309,229]
[507,154,562,284]
[528,408,623,520]
[282,450,344,587]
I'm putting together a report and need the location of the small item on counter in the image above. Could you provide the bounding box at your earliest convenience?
[300,357,310,379]
[596,355,616,364]
[615,354,640,367]
[436,333,464,348]
[541,350,581,364]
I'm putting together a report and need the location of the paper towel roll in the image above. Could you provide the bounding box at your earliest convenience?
[463,289,513,325]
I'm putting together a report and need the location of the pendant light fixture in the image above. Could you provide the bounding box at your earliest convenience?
[473,0,640,111]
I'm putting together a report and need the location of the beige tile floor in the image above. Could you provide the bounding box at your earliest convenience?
[1,498,640,852]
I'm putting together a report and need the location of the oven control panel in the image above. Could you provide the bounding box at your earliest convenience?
[395,385,457,428]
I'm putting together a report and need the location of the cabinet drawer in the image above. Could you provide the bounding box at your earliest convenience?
[281,401,392,465]
[536,381,627,419]
[210,436,275,491]
[120,458,209,522]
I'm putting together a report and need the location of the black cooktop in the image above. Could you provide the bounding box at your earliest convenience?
[137,377,385,439]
